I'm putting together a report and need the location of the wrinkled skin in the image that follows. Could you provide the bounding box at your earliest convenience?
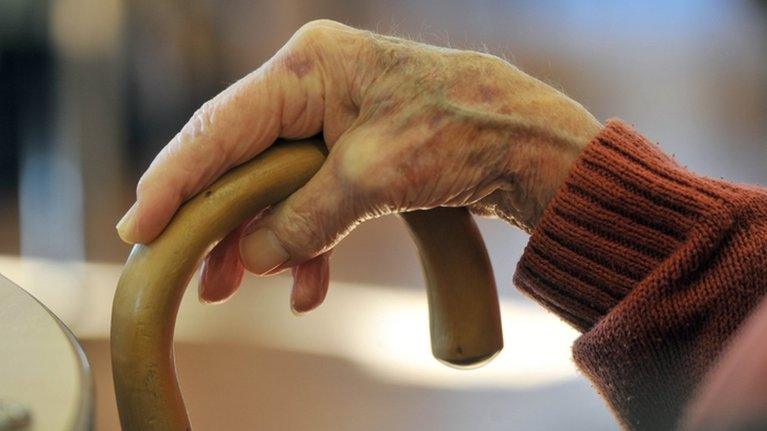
[117,20,601,312]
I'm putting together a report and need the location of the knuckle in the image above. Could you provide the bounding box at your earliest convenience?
[276,22,339,80]
[277,208,328,255]
[296,19,343,36]
[337,147,383,193]
[175,100,230,164]
[293,19,341,46]
[280,20,369,101]
[184,102,216,144]
[338,152,406,213]
[290,19,368,58]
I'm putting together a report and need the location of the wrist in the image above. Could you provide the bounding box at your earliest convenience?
[497,92,601,232]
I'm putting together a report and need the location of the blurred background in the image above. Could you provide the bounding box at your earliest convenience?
[1,0,766,430]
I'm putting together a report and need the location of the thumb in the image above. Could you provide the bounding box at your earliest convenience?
[238,153,359,275]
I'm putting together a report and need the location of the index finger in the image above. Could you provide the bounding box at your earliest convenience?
[116,20,357,244]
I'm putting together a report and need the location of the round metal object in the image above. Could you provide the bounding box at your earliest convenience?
[0,273,93,430]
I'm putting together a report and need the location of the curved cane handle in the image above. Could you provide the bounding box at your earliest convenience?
[111,139,503,430]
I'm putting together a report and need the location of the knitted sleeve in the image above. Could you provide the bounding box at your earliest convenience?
[513,119,767,430]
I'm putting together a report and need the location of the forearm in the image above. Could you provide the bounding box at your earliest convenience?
[514,120,767,430]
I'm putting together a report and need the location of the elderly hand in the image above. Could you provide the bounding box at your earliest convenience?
[116,20,601,312]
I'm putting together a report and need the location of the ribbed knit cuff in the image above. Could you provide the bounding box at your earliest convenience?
[514,119,732,332]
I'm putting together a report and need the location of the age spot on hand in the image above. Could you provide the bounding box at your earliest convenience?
[427,111,445,130]
[477,84,498,104]
[282,53,314,79]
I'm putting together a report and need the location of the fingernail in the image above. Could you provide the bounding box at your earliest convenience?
[290,299,308,316]
[116,203,138,243]
[197,259,224,304]
[198,272,218,305]
[290,267,305,315]
[240,229,289,275]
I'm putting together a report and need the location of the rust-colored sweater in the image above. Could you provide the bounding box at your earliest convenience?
[514,120,767,430]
